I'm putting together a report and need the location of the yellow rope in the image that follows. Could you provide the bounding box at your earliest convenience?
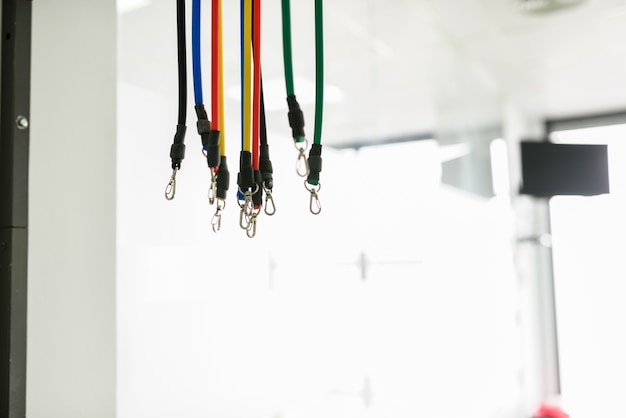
[242,0,252,152]
[218,0,226,156]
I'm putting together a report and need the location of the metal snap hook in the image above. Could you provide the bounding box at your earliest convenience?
[245,189,257,216]
[264,188,276,216]
[294,139,310,177]
[211,199,226,233]
[208,171,218,205]
[246,213,258,238]
[304,180,322,215]
[164,168,178,200]
[309,190,321,215]
[211,209,222,232]
[239,205,250,230]
[239,191,254,230]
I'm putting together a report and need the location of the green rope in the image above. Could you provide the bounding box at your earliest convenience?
[313,0,324,146]
[281,0,295,97]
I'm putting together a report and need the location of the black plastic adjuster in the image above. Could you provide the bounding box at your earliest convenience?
[260,144,274,190]
[195,104,213,152]
[206,130,220,168]
[306,144,323,184]
[286,95,305,139]
[170,124,187,169]
[252,170,263,207]
[216,156,230,200]
[237,151,255,191]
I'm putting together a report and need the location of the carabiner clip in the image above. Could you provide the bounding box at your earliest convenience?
[246,213,258,238]
[309,190,321,215]
[208,171,217,205]
[211,208,222,232]
[211,199,225,233]
[264,188,276,216]
[294,140,310,177]
[164,168,178,200]
[239,204,250,230]
[238,189,254,230]
[305,180,322,215]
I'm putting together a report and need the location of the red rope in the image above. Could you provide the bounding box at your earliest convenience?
[251,0,261,171]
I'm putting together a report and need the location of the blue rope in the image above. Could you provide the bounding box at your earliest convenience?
[191,0,203,105]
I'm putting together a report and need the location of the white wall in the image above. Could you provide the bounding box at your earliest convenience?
[28,0,117,416]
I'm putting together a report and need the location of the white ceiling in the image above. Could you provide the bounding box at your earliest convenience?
[118,0,626,147]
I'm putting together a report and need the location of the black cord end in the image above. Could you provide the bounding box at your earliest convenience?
[195,105,214,156]
[237,151,255,191]
[170,124,187,169]
[174,124,187,142]
[286,95,305,139]
[307,144,323,185]
[197,121,211,135]
[260,144,274,190]
[206,130,221,168]
[252,170,264,207]
[216,156,230,200]
[194,104,208,121]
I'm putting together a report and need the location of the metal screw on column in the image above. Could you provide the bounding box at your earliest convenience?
[16,115,29,130]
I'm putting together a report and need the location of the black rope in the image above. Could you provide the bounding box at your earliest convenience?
[251,4,273,192]
[259,77,273,190]
[176,0,187,127]
[167,0,188,175]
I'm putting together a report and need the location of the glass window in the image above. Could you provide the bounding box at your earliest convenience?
[549,123,626,418]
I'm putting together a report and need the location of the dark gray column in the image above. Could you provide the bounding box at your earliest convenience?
[1,0,31,417]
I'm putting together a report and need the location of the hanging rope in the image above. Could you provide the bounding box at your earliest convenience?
[281,0,309,178]
[211,0,230,232]
[281,0,325,214]
[237,0,257,235]
[305,0,324,215]
[242,0,253,155]
[191,0,221,208]
[259,77,276,216]
[164,0,322,228]
[251,0,264,219]
[165,0,188,200]
[192,0,204,106]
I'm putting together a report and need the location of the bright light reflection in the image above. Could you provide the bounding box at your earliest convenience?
[117,0,151,14]
[490,138,510,197]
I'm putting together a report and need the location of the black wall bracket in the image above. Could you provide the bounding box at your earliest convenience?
[1,0,31,416]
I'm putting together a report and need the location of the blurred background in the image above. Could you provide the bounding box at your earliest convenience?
[22,0,626,417]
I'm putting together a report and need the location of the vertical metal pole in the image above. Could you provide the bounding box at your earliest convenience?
[504,102,563,414]
[1,0,31,416]
[531,198,562,397]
